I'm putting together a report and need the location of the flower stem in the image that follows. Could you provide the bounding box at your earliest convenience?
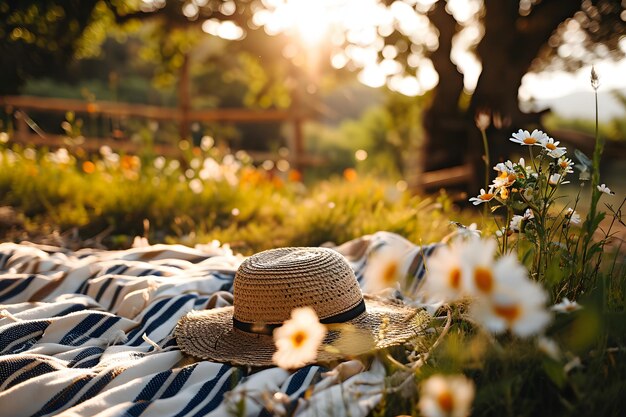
[480,129,490,191]
[581,81,605,275]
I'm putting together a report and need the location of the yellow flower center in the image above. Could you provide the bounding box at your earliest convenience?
[291,331,307,348]
[523,137,537,144]
[479,193,493,201]
[559,161,568,168]
[474,267,493,293]
[500,188,509,200]
[437,390,455,413]
[493,304,521,322]
[449,267,461,289]
[382,262,398,285]
[546,143,556,150]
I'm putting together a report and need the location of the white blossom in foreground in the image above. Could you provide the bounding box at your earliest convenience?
[422,243,466,302]
[460,238,501,296]
[470,279,551,337]
[597,183,615,195]
[273,307,326,369]
[419,374,475,417]
[551,297,582,313]
[363,242,407,293]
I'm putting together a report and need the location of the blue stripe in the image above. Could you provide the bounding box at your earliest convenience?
[161,364,198,398]
[105,264,129,275]
[88,316,121,339]
[0,275,36,302]
[76,279,90,295]
[0,277,18,292]
[129,295,195,346]
[134,370,172,402]
[94,277,114,302]
[162,337,179,349]
[59,314,106,346]
[125,402,151,417]
[0,320,50,352]
[125,298,170,342]
[190,368,239,417]
[74,367,123,405]
[31,375,93,417]
[171,365,230,417]
[285,366,316,395]
[108,284,124,310]
[0,357,35,385]
[55,304,88,317]
[137,269,156,277]
[0,249,13,270]
[68,347,104,368]
[7,362,57,389]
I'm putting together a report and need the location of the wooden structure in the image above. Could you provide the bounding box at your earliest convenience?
[0,95,312,169]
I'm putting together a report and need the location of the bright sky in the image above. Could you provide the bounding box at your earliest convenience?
[521,57,626,101]
[184,0,626,107]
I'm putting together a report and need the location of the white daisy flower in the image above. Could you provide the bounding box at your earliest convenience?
[597,184,615,195]
[493,158,524,175]
[547,148,567,158]
[557,157,575,174]
[509,215,523,232]
[551,297,582,313]
[565,208,581,225]
[419,374,475,417]
[541,137,567,157]
[363,242,408,293]
[548,173,569,186]
[493,162,510,173]
[272,307,327,369]
[469,188,496,205]
[470,279,551,337]
[524,208,534,220]
[510,129,548,146]
[492,171,517,189]
[460,239,505,296]
[422,243,466,302]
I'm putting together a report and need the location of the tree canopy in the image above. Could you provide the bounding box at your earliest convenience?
[2,0,625,184]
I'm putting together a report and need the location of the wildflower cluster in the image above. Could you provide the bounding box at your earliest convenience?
[423,237,551,337]
[468,128,617,287]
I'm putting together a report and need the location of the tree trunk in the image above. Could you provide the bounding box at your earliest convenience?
[410,0,465,191]
[418,0,582,192]
[470,0,581,163]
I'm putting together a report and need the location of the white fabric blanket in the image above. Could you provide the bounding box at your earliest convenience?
[0,232,437,417]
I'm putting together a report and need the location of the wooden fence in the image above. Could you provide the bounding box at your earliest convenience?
[0,95,316,169]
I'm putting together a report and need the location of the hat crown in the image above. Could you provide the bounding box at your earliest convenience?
[233,247,363,325]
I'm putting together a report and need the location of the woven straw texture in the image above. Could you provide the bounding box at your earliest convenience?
[175,247,428,367]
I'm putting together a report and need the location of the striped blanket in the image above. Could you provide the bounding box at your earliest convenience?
[0,232,437,417]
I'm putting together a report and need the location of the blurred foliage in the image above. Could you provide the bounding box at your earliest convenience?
[0,143,468,254]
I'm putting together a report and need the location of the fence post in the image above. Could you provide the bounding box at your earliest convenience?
[178,53,191,142]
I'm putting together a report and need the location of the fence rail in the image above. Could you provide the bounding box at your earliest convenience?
[1,95,309,168]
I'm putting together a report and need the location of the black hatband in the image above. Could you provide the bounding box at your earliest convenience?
[232,298,366,335]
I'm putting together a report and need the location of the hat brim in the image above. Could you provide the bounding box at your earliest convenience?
[175,295,430,367]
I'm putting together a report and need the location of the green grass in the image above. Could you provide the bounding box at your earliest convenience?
[0,144,467,253]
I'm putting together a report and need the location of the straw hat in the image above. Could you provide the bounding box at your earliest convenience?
[175,247,428,367]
